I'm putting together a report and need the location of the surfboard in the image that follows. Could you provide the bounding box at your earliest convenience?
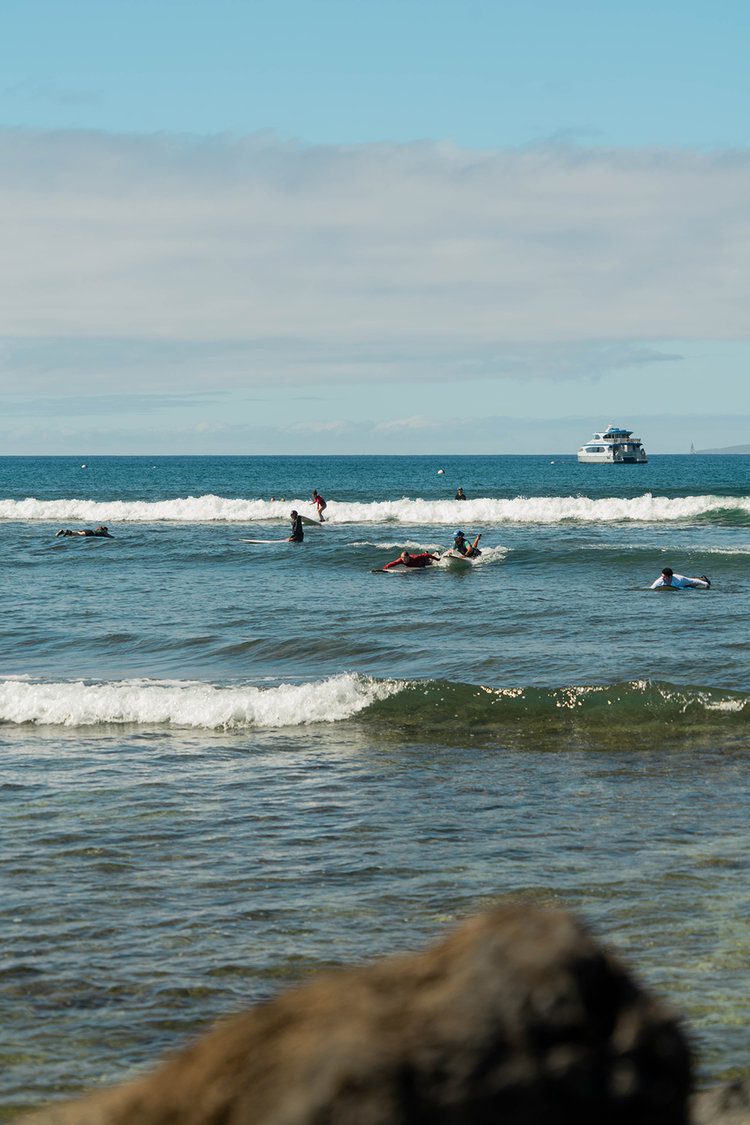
[652,584,709,591]
[241,538,290,544]
[53,533,112,543]
[300,516,323,527]
[440,551,474,569]
[378,566,433,573]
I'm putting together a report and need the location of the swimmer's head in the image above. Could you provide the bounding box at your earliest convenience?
[662,567,673,578]
[290,510,298,518]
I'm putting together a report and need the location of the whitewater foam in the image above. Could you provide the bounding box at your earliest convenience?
[5,493,748,525]
[0,674,403,730]
[351,540,508,560]
[351,541,445,551]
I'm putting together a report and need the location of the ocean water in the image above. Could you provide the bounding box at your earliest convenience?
[2,453,749,1117]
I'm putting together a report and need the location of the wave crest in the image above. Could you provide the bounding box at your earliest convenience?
[2,493,750,525]
[1,675,746,744]
[0,674,402,730]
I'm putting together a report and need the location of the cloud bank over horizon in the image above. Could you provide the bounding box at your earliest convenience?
[2,128,750,398]
[4,408,749,458]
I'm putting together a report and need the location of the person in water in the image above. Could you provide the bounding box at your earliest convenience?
[455,487,467,500]
[56,525,113,538]
[650,567,710,589]
[311,489,327,521]
[288,510,304,542]
[383,550,439,570]
[452,529,481,557]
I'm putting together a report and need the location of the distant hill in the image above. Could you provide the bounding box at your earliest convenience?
[697,444,750,454]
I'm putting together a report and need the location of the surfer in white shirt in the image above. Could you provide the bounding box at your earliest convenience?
[650,567,710,589]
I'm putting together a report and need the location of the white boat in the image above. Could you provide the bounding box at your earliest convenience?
[577,425,647,464]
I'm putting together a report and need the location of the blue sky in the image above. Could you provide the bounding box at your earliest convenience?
[2,0,749,453]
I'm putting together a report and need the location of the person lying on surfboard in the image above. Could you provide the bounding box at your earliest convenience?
[383,550,439,570]
[650,566,710,589]
[56,525,113,538]
[452,530,481,557]
[288,511,304,542]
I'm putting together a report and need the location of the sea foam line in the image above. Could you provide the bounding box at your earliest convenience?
[2,494,750,525]
[0,674,403,729]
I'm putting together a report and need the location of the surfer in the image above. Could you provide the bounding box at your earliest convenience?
[452,530,481,558]
[383,550,439,570]
[650,567,710,589]
[311,489,327,521]
[56,526,113,538]
[288,511,304,542]
[455,487,467,500]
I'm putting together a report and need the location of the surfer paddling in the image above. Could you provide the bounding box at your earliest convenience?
[56,526,113,538]
[452,530,481,558]
[650,567,710,589]
[383,550,439,571]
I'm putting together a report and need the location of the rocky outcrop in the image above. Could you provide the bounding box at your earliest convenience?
[23,903,691,1124]
[693,1080,750,1125]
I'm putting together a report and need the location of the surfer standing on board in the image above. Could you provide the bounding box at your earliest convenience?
[311,490,327,521]
[650,567,710,589]
[288,511,304,542]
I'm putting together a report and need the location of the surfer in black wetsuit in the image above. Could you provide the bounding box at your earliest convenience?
[453,529,481,557]
[56,525,114,538]
[455,487,467,500]
[288,511,304,542]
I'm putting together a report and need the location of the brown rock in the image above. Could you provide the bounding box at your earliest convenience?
[692,1080,750,1125]
[23,904,691,1124]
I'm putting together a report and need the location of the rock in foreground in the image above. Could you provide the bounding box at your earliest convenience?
[23,903,691,1124]
[693,1080,750,1125]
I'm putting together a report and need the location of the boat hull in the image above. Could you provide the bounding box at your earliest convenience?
[577,450,648,463]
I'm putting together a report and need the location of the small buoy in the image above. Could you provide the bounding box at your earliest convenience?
[437,468,445,475]
[81,463,87,469]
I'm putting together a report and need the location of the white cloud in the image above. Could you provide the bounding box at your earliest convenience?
[287,419,351,434]
[373,415,438,433]
[1,130,750,394]
[4,411,747,457]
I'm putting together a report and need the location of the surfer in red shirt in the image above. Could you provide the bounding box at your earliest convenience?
[311,489,327,521]
[383,550,439,570]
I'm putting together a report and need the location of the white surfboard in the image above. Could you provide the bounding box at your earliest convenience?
[240,538,291,544]
[440,550,474,568]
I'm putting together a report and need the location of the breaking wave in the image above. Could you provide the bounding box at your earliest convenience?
[2,493,750,526]
[1,675,747,748]
[0,673,402,730]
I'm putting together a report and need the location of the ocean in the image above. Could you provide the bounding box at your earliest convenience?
[2,453,749,1117]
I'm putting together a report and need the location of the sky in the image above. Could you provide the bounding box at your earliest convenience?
[2,0,749,455]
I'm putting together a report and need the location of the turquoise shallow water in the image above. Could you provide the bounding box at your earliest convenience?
[1,454,749,1116]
